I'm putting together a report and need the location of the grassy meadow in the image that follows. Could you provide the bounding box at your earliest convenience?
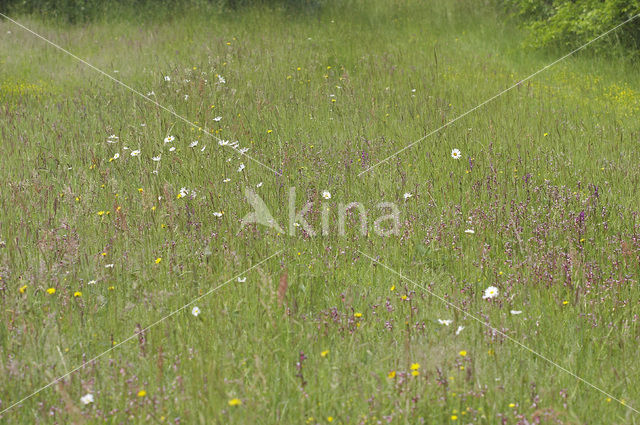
[1,1,640,423]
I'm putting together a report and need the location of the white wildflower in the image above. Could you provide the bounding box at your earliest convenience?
[483,286,499,300]
[80,393,94,405]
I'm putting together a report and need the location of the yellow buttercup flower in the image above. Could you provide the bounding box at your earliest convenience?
[137,390,146,397]
[228,398,242,406]
[46,288,56,294]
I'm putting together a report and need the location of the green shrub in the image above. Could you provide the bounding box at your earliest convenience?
[496,0,640,53]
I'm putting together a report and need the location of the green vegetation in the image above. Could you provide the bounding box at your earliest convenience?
[1,1,640,423]
[496,0,640,53]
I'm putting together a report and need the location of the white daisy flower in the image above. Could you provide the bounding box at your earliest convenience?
[184,94,189,100]
[510,310,523,315]
[455,325,465,335]
[113,153,120,160]
[164,136,175,144]
[322,191,331,200]
[164,75,171,82]
[80,393,94,405]
[106,135,118,143]
[223,178,231,183]
[451,148,461,159]
[105,264,114,268]
[213,116,222,122]
[152,170,158,175]
[465,229,475,234]
[191,306,200,317]
[237,277,247,283]
[218,75,226,84]
[147,91,155,96]
[482,286,499,299]
[87,280,97,285]
[169,147,176,152]
[256,182,263,188]
[403,192,412,200]
[218,140,229,146]
[179,187,188,198]
[238,147,249,154]
[237,163,245,172]
[438,319,453,326]
[189,141,198,148]
[152,156,161,162]
[213,212,223,217]
[130,150,140,157]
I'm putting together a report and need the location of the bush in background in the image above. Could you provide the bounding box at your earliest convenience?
[497,0,640,53]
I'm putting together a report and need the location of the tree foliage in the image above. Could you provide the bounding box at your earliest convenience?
[498,0,640,52]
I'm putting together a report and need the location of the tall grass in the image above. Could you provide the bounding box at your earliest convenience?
[1,0,640,423]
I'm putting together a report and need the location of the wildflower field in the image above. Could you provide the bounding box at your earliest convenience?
[1,1,640,423]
